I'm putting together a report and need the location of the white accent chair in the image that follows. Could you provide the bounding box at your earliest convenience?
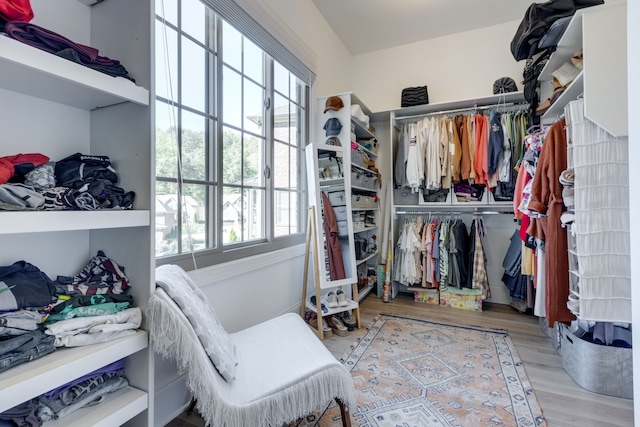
[148,265,355,427]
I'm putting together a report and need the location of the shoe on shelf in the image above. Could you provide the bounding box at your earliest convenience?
[309,295,328,313]
[328,315,349,336]
[571,49,583,70]
[325,291,339,309]
[535,78,566,116]
[308,314,332,337]
[336,289,349,307]
[552,61,581,87]
[340,311,357,331]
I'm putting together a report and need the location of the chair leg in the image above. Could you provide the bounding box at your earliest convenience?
[186,397,197,415]
[336,398,352,427]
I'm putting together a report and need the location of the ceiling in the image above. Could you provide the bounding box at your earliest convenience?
[311,0,533,55]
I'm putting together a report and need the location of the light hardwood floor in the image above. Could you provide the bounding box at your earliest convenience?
[167,292,634,427]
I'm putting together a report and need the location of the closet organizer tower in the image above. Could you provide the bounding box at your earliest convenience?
[303,92,380,338]
[389,92,529,308]
[0,0,153,426]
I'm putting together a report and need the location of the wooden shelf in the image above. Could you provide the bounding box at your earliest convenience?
[0,36,149,109]
[539,10,584,82]
[358,143,378,158]
[305,297,358,317]
[45,386,148,427]
[356,250,379,266]
[541,71,584,123]
[318,177,345,188]
[352,119,375,140]
[0,210,150,234]
[352,184,378,193]
[392,91,525,119]
[354,225,378,234]
[0,330,148,412]
[358,284,375,301]
[350,163,376,174]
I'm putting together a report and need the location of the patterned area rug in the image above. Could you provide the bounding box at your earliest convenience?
[298,313,547,427]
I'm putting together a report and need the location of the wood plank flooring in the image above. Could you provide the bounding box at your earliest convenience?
[166,293,634,427]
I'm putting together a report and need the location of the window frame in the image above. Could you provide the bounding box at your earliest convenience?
[154,1,309,270]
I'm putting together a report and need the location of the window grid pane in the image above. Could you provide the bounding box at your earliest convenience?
[156,8,307,263]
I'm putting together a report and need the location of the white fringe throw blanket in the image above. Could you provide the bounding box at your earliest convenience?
[149,286,355,427]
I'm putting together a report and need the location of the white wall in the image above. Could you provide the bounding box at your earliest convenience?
[188,246,306,332]
[351,21,525,113]
[628,0,639,422]
[251,0,354,98]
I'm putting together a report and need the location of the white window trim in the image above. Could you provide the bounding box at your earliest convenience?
[232,0,316,81]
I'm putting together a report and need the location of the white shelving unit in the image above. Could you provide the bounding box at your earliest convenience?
[0,0,153,425]
[387,92,524,304]
[304,143,361,339]
[302,92,381,338]
[539,2,627,136]
[347,94,381,302]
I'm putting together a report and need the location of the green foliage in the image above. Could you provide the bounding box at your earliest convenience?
[229,227,238,242]
[156,126,260,201]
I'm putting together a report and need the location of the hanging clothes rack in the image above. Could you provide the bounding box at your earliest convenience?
[395,101,529,123]
[395,209,513,215]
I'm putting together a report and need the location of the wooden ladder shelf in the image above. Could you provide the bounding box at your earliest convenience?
[301,206,361,339]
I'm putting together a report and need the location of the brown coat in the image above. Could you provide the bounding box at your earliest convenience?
[321,192,346,281]
[527,119,574,327]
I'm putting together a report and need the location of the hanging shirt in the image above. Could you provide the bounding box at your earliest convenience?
[471,220,491,300]
[425,117,441,190]
[440,116,452,189]
[473,114,486,185]
[405,123,420,192]
[488,111,504,184]
[467,115,476,181]
[498,113,513,183]
[415,119,427,189]
[394,124,409,188]
[456,115,471,181]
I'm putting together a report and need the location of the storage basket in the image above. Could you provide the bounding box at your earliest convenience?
[393,187,419,205]
[333,205,349,221]
[337,220,349,237]
[351,194,378,209]
[351,170,378,190]
[559,323,633,399]
[351,146,366,167]
[327,191,346,206]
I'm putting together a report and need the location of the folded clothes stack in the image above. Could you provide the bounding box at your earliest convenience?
[559,168,575,211]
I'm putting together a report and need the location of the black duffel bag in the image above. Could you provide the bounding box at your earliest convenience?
[510,0,603,61]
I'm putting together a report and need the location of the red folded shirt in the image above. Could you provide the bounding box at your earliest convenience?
[0,0,34,22]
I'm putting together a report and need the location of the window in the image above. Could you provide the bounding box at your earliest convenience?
[155,0,309,267]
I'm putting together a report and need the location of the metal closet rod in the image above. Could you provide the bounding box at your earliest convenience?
[395,102,529,122]
[395,209,513,215]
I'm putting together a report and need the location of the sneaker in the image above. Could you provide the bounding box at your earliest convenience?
[325,291,339,309]
[336,289,349,307]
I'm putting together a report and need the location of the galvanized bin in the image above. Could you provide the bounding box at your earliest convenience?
[559,322,633,399]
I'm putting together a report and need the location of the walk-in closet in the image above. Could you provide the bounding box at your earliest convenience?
[0,0,636,426]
